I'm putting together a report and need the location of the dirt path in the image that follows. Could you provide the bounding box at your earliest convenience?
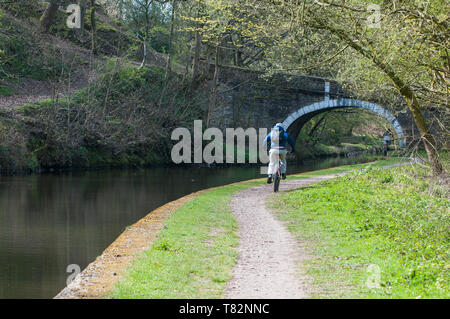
[225,174,344,299]
[0,10,178,111]
[0,73,90,109]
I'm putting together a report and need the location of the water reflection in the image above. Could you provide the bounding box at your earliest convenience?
[0,155,374,298]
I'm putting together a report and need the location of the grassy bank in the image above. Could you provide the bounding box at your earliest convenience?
[270,160,449,298]
[108,159,402,298]
[0,62,206,174]
[295,140,382,161]
[108,181,260,298]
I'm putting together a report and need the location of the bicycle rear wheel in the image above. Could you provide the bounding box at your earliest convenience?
[274,170,280,192]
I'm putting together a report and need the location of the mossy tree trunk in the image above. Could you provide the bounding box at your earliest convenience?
[320,22,444,176]
[78,0,87,36]
[192,1,204,81]
[40,3,59,33]
[90,0,97,54]
[192,29,201,80]
[206,45,220,128]
[164,0,178,81]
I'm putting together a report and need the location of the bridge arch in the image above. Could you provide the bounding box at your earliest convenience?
[282,98,406,148]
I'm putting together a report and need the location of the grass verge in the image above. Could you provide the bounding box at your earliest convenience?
[108,158,403,298]
[270,162,449,298]
[108,181,261,298]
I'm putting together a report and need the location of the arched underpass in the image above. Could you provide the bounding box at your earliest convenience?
[282,99,407,148]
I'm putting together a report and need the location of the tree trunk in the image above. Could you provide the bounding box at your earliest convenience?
[164,0,177,81]
[158,1,177,107]
[77,0,86,37]
[399,87,444,176]
[308,113,328,137]
[369,62,443,176]
[207,45,220,128]
[192,29,201,80]
[40,3,59,33]
[315,20,444,176]
[192,0,204,81]
[90,0,97,54]
[140,7,150,69]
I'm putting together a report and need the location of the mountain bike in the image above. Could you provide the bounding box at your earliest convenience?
[273,153,282,193]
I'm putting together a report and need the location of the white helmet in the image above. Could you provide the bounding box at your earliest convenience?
[274,123,285,131]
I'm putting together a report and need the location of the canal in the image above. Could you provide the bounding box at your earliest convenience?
[0,155,376,298]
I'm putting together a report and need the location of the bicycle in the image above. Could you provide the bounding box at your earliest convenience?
[269,149,293,192]
[273,153,282,193]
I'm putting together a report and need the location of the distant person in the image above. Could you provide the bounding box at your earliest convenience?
[383,131,392,155]
[383,132,392,150]
[263,123,295,184]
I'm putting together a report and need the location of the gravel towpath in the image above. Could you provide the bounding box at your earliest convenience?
[225,174,343,299]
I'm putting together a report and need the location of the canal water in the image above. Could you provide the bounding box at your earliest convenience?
[0,155,375,298]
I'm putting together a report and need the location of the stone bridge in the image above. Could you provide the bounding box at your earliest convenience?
[206,64,414,148]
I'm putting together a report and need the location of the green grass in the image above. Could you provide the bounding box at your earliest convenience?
[109,181,261,299]
[0,86,14,96]
[270,163,449,298]
[1,62,202,172]
[0,9,69,82]
[108,158,403,298]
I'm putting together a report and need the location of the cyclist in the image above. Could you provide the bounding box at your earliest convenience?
[382,131,392,155]
[383,131,391,150]
[263,123,295,184]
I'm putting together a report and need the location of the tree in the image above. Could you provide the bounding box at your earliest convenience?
[177,0,287,125]
[164,0,178,79]
[40,2,59,32]
[191,0,204,80]
[179,0,285,71]
[138,0,155,68]
[251,0,447,176]
[77,0,87,36]
[112,0,168,67]
[90,0,97,53]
